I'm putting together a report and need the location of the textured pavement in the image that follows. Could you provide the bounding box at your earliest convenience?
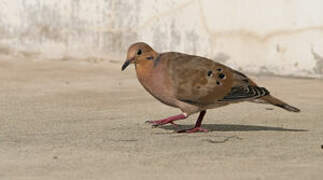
[1,57,323,180]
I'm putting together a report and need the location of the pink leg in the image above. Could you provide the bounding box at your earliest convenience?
[177,110,208,133]
[146,113,187,127]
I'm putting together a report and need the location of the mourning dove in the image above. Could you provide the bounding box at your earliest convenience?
[121,42,300,133]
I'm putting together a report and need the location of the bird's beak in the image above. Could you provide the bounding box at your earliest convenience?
[121,57,134,71]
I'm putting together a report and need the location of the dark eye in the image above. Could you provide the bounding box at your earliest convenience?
[137,49,142,55]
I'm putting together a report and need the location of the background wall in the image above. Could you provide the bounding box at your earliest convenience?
[0,0,323,78]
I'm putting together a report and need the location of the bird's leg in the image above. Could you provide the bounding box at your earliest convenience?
[146,113,187,127]
[177,110,208,133]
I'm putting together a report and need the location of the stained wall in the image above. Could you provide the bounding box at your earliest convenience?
[1,0,323,77]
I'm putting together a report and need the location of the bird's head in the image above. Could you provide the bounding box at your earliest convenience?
[121,42,157,71]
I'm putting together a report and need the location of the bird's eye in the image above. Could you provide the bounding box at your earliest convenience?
[137,49,142,55]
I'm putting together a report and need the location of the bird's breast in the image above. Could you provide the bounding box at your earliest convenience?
[135,63,177,107]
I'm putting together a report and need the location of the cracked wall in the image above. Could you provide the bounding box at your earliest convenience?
[0,0,323,78]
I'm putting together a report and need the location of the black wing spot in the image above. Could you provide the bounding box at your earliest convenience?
[207,70,213,77]
[218,73,226,79]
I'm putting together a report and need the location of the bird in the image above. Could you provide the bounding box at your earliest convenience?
[121,42,300,133]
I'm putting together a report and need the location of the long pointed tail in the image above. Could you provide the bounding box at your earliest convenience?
[261,95,300,112]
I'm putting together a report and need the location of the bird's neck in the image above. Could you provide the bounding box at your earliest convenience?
[135,53,167,93]
[135,60,154,86]
[134,52,160,83]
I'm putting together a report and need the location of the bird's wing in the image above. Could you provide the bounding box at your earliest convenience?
[166,52,269,105]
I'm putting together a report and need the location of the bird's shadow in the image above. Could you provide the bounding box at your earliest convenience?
[158,123,307,132]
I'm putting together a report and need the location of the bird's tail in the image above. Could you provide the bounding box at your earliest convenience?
[260,95,300,112]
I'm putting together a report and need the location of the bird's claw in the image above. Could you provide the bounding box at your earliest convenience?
[152,124,160,128]
[145,120,178,127]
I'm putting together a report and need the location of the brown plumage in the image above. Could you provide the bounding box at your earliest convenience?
[122,42,300,133]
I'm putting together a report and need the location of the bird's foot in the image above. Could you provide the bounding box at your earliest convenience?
[146,119,178,127]
[145,113,187,127]
[177,127,208,133]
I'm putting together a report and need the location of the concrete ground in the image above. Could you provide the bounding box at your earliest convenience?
[1,56,323,180]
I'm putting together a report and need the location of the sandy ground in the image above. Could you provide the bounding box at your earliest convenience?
[1,56,323,180]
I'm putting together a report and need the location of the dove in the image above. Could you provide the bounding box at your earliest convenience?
[121,42,300,133]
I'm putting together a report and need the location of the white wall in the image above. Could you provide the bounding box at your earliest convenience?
[1,0,323,78]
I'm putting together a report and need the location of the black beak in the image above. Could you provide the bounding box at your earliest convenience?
[121,60,131,71]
